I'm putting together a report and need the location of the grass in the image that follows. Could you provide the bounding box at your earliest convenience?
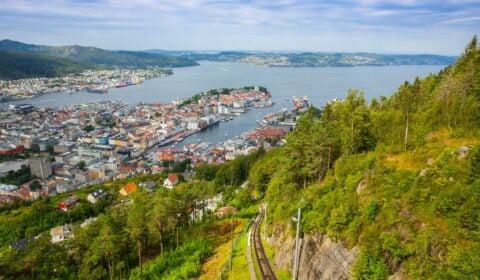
[225,230,250,280]
[197,217,248,280]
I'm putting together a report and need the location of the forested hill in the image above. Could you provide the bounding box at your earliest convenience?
[252,36,480,278]
[0,39,198,68]
[174,50,457,67]
[0,50,97,80]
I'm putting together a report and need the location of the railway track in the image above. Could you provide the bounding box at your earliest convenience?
[252,210,277,280]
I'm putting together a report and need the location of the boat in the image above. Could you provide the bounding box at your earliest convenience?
[115,82,128,88]
[87,86,108,94]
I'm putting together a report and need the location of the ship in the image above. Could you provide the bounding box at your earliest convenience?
[292,96,309,109]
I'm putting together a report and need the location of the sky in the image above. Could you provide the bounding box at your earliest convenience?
[0,0,479,55]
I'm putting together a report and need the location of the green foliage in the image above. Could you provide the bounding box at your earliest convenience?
[365,201,380,221]
[256,37,480,279]
[352,247,389,280]
[0,50,96,80]
[194,163,221,181]
[77,160,86,170]
[83,124,95,132]
[129,239,212,280]
[0,164,35,185]
[0,39,198,68]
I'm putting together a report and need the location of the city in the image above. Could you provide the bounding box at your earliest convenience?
[0,86,296,203]
[0,68,172,101]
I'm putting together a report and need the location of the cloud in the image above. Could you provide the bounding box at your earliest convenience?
[0,0,478,54]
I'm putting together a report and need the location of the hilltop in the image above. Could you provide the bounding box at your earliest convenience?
[0,50,98,80]
[0,39,198,68]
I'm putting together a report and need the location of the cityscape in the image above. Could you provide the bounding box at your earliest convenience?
[0,86,295,203]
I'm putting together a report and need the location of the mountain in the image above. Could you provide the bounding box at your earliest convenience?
[0,39,198,68]
[0,50,96,80]
[179,50,457,67]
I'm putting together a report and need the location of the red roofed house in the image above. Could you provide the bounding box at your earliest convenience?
[59,195,79,211]
[119,182,138,196]
[163,173,179,189]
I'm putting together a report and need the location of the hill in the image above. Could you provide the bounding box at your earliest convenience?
[178,50,456,67]
[0,39,198,68]
[0,50,97,80]
[252,36,480,278]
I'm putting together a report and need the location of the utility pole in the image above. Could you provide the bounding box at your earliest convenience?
[264,202,267,240]
[230,214,234,271]
[293,207,301,280]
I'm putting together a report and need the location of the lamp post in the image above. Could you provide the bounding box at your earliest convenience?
[292,207,301,280]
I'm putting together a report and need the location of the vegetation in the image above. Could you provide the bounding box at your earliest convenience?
[0,39,198,68]
[0,164,35,186]
[0,150,262,279]
[250,36,480,278]
[0,50,96,80]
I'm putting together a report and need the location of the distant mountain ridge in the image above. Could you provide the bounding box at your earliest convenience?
[0,39,198,68]
[146,49,457,67]
[0,50,97,80]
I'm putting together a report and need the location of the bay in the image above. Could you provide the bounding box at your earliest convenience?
[0,62,445,147]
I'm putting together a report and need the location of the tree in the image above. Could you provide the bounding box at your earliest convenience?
[78,160,86,170]
[83,124,95,132]
[126,188,151,276]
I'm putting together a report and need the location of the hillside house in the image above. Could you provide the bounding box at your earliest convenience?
[50,224,74,243]
[59,195,79,211]
[87,189,107,203]
[119,182,138,196]
[163,173,179,189]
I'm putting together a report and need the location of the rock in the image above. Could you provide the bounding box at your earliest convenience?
[419,168,429,176]
[269,225,358,280]
[457,146,471,159]
[356,180,367,195]
[298,234,358,280]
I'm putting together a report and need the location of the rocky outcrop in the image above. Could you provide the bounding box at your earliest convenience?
[268,223,358,280]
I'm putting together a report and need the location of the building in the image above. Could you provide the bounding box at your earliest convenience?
[28,158,52,180]
[31,137,59,152]
[119,182,137,196]
[10,237,34,250]
[163,173,179,189]
[50,224,74,243]
[87,189,107,203]
[59,195,79,211]
[0,143,25,155]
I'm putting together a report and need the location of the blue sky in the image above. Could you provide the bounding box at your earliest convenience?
[0,0,478,55]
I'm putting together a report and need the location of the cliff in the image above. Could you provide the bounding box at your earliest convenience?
[268,223,358,280]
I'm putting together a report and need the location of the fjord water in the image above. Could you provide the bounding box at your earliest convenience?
[2,61,445,146]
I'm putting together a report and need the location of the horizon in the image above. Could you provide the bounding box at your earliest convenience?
[0,1,479,56]
[0,38,462,57]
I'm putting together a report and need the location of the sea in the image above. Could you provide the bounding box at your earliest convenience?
[0,61,445,147]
